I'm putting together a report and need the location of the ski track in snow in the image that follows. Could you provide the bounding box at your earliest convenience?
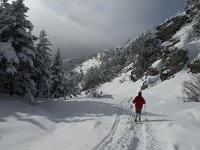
[92,97,161,150]
[136,121,161,150]
[92,98,127,150]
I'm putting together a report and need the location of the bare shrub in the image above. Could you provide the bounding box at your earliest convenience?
[183,74,200,102]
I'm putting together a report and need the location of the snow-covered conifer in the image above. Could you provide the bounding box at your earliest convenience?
[34,30,52,97]
[63,71,80,97]
[82,66,101,90]
[0,0,36,97]
[51,49,65,98]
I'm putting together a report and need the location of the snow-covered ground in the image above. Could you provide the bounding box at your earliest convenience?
[1,70,200,150]
[0,96,118,150]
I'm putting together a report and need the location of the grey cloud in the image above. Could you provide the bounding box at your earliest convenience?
[25,0,184,58]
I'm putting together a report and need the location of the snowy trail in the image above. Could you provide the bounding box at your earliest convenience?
[92,97,161,150]
[109,102,160,150]
[133,121,161,150]
[92,98,128,150]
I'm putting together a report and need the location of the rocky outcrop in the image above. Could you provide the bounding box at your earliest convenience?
[156,15,189,42]
[189,59,200,73]
[146,67,159,76]
[160,49,188,81]
[130,68,138,82]
[128,0,200,83]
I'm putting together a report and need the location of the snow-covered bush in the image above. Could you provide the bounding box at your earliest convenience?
[95,93,113,99]
[86,89,113,99]
[183,74,200,102]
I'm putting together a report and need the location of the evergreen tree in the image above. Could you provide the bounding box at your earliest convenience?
[0,0,13,41]
[82,66,101,91]
[11,0,36,96]
[51,49,65,98]
[0,0,36,97]
[64,71,80,97]
[34,30,52,97]
[0,0,16,95]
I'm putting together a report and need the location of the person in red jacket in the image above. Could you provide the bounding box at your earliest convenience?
[132,91,146,122]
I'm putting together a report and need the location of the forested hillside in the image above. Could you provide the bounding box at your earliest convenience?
[67,0,200,93]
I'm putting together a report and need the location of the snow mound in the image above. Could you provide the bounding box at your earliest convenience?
[177,108,200,121]
[151,59,163,71]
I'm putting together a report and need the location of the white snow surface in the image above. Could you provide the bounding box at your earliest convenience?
[1,71,200,150]
[151,59,163,72]
[74,55,101,74]
[174,22,200,62]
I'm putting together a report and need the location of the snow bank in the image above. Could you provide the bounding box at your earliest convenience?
[0,96,117,150]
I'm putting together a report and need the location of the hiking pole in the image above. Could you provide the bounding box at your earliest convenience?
[144,104,148,122]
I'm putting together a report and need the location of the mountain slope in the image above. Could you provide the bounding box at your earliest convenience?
[68,0,200,92]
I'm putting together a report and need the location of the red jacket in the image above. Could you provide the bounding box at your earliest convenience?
[132,96,146,109]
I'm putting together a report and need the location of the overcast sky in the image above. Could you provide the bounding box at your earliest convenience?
[24,0,185,59]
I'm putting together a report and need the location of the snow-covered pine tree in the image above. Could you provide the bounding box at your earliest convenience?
[82,66,101,91]
[10,0,36,97]
[0,0,36,97]
[63,71,80,97]
[99,57,111,83]
[0,0,12,39]
[51,49,65,98]
[135,32,161,79]
[34,30,52,97]
[0,0,19,95]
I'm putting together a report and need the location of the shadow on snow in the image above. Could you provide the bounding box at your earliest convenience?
[0,97,120,130]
